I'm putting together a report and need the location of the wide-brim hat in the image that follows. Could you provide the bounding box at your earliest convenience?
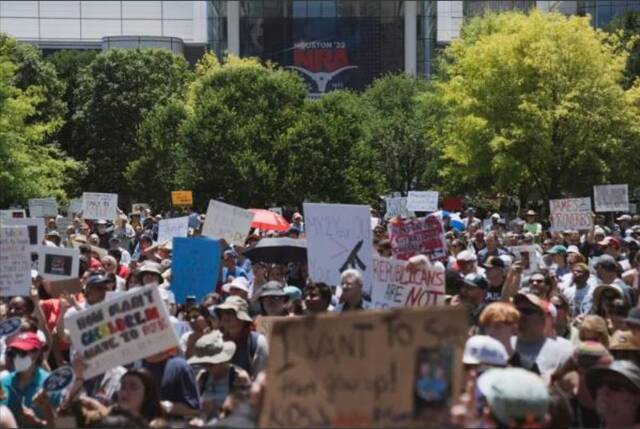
[592,284,623,310]
[187,331,237,366]
[258,281,288,299]
[215,296,253,322]
[139,261,163,276]
[586,360,640,397]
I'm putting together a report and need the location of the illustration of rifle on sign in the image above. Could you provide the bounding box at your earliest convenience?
[339,240,366,272]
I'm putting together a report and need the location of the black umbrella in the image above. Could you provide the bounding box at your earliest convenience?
[243,237,307,264]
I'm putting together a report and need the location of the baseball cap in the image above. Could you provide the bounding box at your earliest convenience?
[547,245,567,255]
[566,245,581,254]
[463,273,489,290]
[463,335,508,366]
[514,293,556,320]
[223,277,250,295]
[598,236,621,250]
[456,250,477,262]
[84,274,110,290]
[7,332,43,352]
[617,214,632,222]
[483,256,505,269]
[478,368,549,426]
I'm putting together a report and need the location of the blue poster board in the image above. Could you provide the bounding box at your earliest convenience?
[171,237,220,304]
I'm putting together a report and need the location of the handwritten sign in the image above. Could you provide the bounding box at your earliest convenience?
[172,237,220,304]
[389,215,447,262]
[260,306,468,428]
[304,203,373,294]
[157,216,189,246]
[508,245,539,275]
[171,191,193,207]
[67,199,83,215]
[2,218,44,247]
[384,196,413,218]
[549,198,592,231]
[28,198,58,218]
[407,191,439,212]
[594,184,629,212]
[82,193,118,220]
[49,278,83,297]
[371,257,445,309]
[35,245,79,281]
[0,226,32,296]
[0,210,26,220]
[202,200,253,246]
[66,285,179,379]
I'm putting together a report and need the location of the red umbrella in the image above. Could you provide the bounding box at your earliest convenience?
[248,209,290,232]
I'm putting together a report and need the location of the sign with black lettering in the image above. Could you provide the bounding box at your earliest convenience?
[66,285,179,379]
[260,306,468,428]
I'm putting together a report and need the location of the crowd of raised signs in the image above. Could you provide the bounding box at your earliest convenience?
[0,190,640,429]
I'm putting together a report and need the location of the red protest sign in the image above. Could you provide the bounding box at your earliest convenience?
[388,215,448,262]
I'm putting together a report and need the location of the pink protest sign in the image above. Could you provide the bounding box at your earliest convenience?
[388,215,447,262]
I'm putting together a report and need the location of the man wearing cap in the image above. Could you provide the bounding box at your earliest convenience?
[256,281,289,317]
[109,236,132,267]
[452,273,488,326]
[547,245,570,278]
[511,293,573,376]
[616,214,633,238]
[598,236,631,271]
[626,306,640,346]
[224,277,251,301]
[456,250,482,276]
[587,360,640,428]
[483,256,506,304]
[594,255,635,307]
[463,335,509,375]
[94,219,113,249]
[138,261,164,287]
[216,296,268,378]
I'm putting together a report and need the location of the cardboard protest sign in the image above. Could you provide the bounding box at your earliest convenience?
[407,191,439,212]
[255,315,291,339]
[304,203,374,293]
[171,191,193,207]
[67,198,83,215]
[260,306,468,428]
[509,245,539,275]
[28,198,58,218]
[202,200,253,246]
[66,285,179,379]
[171,237,220,304]
[0,210,26,220]
[549,198,592,231]
[82,193,118,220]
[384,196,413,218]
[594,184,629,212]
[35,245,79,281]
[2,218,44,247]
[0,226,32,296]
[49,278,83,297]
[388,215,447,262]
[157,216,189,246]
[371,257,445,309]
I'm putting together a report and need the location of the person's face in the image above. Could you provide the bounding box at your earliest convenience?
[85,285,107,305]
[550,298,568,326]
[101,258,116,274]
[304,286,329,313]
[7,348,37,372]
[8,298,28,317]
[526,215,535,223]
[228,287,248,300]
[97,224,106,234]
[485,235,496,248]
[484,321,517,342]
[219,310,244,338]
[142,273,159,286]
[118,374,145,416]
[261,296,286,316]
[595,375,640,422]
[187,311,209,332]
[341,276,362,303]
[551,254,565,265]
[89,235,100,246]
[529,274,549,298]
[268,266,285,282]
[458,260,475,275]
[81,225,90,236]
[464,286,485,304]
[223,255,235,269]
[517,305,545,336]
[604,244,618,256]
[486,266,504,286]
[572,267,590,284]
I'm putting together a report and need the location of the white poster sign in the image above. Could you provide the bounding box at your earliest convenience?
[0,226,32,296]
[304,203,374,294]
[157,216,189,245]
[407,191,439,212]
[35,245,79,281]
[549,198,593,231]
[0,210,26,221]
[3,218,44,247]
[594,184,629,212]
[371,256,445,308]
[202,200,253,246]
[509,245,539,275]
[66,285,179,379]
[68,199,83,215]
[82,193,118,220]
[630,203,637,214]
[28,198,58,218]
[384,196,414,218]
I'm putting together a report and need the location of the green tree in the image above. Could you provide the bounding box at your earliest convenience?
[430,11,638,205]
[72,48,191,195]
[180,57,307,208]
[0,50,81,207]
[362,74,437,194]
[607,11,640,88]
[283,91,385,205]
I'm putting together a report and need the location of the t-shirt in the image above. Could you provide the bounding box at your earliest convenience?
[222,266,248,283]
[524,222,542,235]
[141,356,200,411]
[511,336,574,376]
[563,282,596,317]
[0,368,61,425]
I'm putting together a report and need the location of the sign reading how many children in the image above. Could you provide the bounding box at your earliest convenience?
[66,285,178,379]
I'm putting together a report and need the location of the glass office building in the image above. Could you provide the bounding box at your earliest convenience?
[577,0,640,27]
[464,0,537,16]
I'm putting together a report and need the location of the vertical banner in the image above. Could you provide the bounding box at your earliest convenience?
[549,198,592,231]
[171,237,220,304]
[202,200,253,246]
[157,216,189,245]
[66,285,179,379]
[594,184,629,212]
[304,203,373,291]
[0,226,32,296]
[82,193,118,220]
[407,191,439,212]
[388,215,447,262]
[28,198,58,218]
[260,306,468,428]
[371,256,446,309]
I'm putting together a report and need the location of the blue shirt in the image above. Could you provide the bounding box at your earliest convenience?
[0,368,61,425]
[222,266,248,283]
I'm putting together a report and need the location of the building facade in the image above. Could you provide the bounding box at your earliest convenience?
[576,0,640,27]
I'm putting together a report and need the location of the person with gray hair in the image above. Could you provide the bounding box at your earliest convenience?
[334,269,371,313]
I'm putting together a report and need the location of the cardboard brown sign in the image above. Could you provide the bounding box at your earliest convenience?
[260,306,468,428]
[49,278,83,297]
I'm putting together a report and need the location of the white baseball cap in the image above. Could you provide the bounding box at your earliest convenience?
[222,277,250,294]
[456,250,477,262]
[463,335,509,366]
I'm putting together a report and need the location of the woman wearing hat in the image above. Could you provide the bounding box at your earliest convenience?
[257,281,289,317]
[215,297,268,378]
[586,360,640,428]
